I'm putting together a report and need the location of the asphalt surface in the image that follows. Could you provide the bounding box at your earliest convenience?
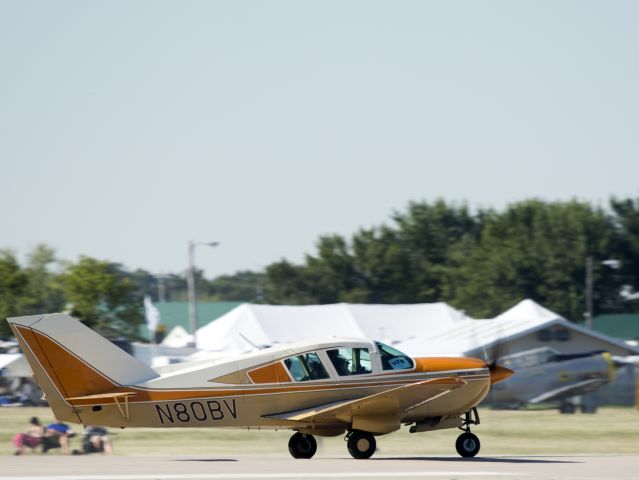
[1,454,638,480]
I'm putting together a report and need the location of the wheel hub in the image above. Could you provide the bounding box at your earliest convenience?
[356,438,370,451]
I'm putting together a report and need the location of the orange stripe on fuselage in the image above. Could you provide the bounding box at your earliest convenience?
[413,357,488,373]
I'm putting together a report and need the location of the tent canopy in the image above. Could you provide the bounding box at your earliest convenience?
[194,302,467,353]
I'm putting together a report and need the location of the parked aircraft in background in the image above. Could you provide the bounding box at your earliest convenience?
[8,313,512,459]
[489,347,618,413]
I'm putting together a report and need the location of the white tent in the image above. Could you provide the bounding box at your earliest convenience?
[194,302,468,353]
[160,325,193,348]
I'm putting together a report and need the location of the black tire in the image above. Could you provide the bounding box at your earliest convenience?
[560,402,576,414]
[455,432,480,458]
[288,432,317,459]
[347,430,376,459]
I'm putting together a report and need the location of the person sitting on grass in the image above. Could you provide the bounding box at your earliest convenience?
[12,417,44,455]
[83,426,113,454]
[43,421,74,454]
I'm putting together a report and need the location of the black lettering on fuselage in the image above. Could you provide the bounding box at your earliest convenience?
[154,398,239,424]
[223,399,238,419]
[207,400,224,420]
[174,402,190,422]
[155,404,174,424]
[190,401,207,421]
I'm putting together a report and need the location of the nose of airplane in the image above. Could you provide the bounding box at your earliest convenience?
[489,363,514,384]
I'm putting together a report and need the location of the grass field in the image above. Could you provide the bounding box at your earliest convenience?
[1,406,638,456]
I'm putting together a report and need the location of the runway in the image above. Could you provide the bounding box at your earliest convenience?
[1,454,638,480]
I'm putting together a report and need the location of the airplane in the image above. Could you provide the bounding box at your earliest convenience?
[488,347,618,413]
[7,313,513,459]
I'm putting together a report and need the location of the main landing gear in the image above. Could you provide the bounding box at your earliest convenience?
[288,432,317,459]
[287,429,377,459]
[345,430,376,459]
[455,408,481,458]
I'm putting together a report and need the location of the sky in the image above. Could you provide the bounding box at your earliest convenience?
[1,1,638,277]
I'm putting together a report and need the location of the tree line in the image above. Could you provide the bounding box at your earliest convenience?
[264,198,639,321]
[1,197,638,339]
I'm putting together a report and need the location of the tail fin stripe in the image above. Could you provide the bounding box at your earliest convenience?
[14,326,71,399]
[14,325,119,398]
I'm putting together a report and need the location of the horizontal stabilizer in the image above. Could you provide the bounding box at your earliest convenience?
[65,391,139,402]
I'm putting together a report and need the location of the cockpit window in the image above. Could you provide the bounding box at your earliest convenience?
[376,342,414,370]
[283,352,330,382]
[326,348,372,376]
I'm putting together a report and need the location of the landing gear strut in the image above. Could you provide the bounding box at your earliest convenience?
[288,432,317,459]
[346,430,376,459]
[455,408,481,458]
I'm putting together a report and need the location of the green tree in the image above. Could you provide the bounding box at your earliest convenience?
[392,200,481,302]
[0,251,29,337]
[447,200,615,320]
[264,260,318,304]
[61,256,144,339]
[21,244,65,316]
[610,197,639,306]
[264,200,483,305]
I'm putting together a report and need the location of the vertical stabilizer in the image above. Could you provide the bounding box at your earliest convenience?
[7,313,159,422]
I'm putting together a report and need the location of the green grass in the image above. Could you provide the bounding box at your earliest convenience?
[1,407,638,456]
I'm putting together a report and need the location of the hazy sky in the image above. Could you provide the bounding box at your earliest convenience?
[1,1,638,277]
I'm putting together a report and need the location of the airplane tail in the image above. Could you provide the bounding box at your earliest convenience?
[7,313,159,423]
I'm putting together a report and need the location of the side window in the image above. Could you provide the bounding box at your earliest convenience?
[283,352,329,382]
[376,342,414,371]
[327,348,372,376]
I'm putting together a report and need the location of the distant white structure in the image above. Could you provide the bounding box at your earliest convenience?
[192,302,467,354]
[160,325,193,348]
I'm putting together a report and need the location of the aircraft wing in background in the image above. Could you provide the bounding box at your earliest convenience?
[528,378,608,404]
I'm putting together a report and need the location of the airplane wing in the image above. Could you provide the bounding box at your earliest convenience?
[265,377,466,425]
[528,378,608,404]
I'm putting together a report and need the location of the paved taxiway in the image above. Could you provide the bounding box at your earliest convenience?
[1,454,638,480]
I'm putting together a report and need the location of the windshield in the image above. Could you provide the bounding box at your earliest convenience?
[376,342,414,371]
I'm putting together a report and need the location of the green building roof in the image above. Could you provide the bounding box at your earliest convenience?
[593,313,639,341]
[141,301,243,341]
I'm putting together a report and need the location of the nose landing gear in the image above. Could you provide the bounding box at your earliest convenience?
[455,408,481,458]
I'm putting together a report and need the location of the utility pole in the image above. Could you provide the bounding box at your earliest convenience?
[157,274,167,303]
[585,256,594,329]
[187,240,219,348]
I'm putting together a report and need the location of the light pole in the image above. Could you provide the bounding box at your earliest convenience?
[156,273,167,303]
[187,240,219,347]
[584,257,620,329]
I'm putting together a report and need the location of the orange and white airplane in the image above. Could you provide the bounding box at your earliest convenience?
[7,313,513,459]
